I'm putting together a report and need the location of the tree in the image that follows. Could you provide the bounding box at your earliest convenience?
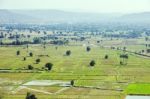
[16,50,20,56]
[33,37,41,44]
[43,45,46,50]
[86,46,91,52]
[26,92,37,99]
[23,57,26,61]
[123,47,126,51]
[70,80,74,86]
[147,49,150,53]
[141,50,144,53]
[26,44,29,52]
[29,52,33,57]
[66,50,71,56]
[89,60,95,67]
[97,41,100,43]
[45,63,53,71]
[104,55,108,59]
[28,65,33,70]
[145,37,149,41]
[146,44,148,47]
[38,31,40,34]
[43,31,47,35]
[0,40,3,45]
[120,54,128,65]
[15,39,21,45]
[36,59,40,64]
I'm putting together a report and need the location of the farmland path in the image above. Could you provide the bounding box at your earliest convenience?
[54,87,70,94]
[12,86,70,95]
[12,86,53,95]
[24,86,53,94]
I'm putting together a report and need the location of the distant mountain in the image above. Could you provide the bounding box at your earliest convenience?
[0,9,120,24]
[0,9,149,24]
[0,10,37,24]
[119,12,150,23]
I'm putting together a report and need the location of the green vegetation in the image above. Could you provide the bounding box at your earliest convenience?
[26,92,37,99]
[0,44,149,99]
[125,83,150,95]
[0,28,150,99]
[45,62,53,71]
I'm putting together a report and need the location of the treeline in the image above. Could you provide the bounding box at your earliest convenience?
[103,32,141,38]
[0,39,69,45]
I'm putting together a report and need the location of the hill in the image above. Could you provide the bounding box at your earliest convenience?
[0,10,150,24]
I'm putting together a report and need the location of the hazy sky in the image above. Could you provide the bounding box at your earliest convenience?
[0,0,150,13]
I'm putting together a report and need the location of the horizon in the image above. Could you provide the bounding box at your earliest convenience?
[0,9,150,14]
[0,0,150,14]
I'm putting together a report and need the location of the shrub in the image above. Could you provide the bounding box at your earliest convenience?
[66,50,71,56]
[45,63,53,71]
[104,55,108,59]
[36,58,40,64]
[28,65,33,70]
[16,50,20,55]
[89,60,95,67]
[70,80,74,86]
[86,46,91,52]
[26,92,37,99]
[29,52,33,57]
[23,57,26,61]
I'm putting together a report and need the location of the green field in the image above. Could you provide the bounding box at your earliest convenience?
[0,29,150,99]
[0,42,150,99]
[125,83,150,95]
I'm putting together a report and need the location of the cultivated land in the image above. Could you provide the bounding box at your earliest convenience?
[0,35,150,99]
[0,29,150,99]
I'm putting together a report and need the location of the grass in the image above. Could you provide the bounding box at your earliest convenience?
[0,39,150,99]
[125,83,150,95]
